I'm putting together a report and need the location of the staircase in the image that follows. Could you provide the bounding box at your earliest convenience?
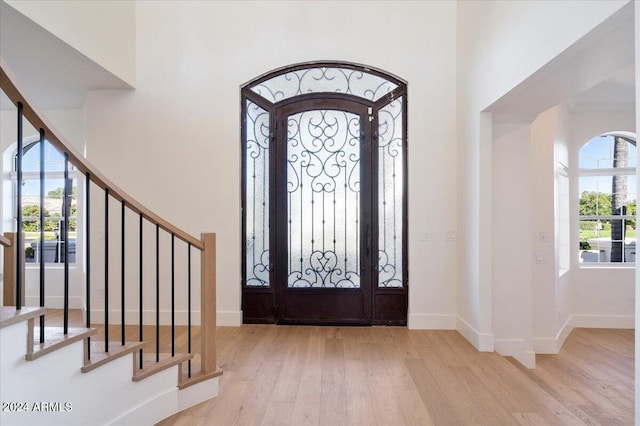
[0,58,221,425]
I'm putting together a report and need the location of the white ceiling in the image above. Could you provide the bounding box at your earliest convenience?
[478,2,635,124]
[0,0,131,110]
[566,65,635,112]
[0,0,636,117]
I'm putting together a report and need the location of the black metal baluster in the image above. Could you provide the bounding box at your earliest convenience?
[86,173,91,359]
[105,189,109,351]
[16,102,23,310]
[139,213,143,369]
[121,200,125,346]
[63,153,70,335]
[62,152,71,334]
[39,129,45,342]
[171,234,175,358]
[187,243,191,378]
[155,224,159,363]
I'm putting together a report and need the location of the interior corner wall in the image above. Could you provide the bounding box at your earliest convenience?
[553,104,572,338]
[530,107,561,347]
[456,0,631,349]
[491,122,534,366]
[5,0,136,87]
[82,1,458,327]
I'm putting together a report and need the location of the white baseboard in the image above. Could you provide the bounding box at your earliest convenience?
[456,316,494,352]
[78,307,242,327]
[90,309,202,326]
[494,338,536,368]
[571,314,634,329]
[26,295,84,309]
[408,313,456,329]
[217,310,242,326]
[534,314,633,354]
[533,316,573,354]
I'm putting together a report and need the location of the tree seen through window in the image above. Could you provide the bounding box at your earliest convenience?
[579,133,636,264]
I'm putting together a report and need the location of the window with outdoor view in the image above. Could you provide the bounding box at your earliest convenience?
[579,133,636,265]
[13,139,77,264]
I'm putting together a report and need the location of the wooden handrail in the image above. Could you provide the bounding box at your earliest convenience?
[0,235,11,247]
[0,58,204,250]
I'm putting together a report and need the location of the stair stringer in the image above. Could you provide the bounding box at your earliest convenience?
[0,319,219,425]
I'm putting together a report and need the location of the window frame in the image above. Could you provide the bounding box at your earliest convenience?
[11,139,80,267]
[578,133,636,268]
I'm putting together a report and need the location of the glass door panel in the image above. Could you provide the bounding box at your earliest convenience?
[287,110,361,289]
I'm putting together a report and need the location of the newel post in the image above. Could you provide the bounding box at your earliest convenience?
[200,232,217,374]
[2,232,24,307]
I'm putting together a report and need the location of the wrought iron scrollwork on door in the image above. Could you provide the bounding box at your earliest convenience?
[287,110,361,288]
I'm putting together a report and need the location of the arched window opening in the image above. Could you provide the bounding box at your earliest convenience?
[579,132,637,264]
[11,139,78,264]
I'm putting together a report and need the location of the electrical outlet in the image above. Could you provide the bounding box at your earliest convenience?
[419,231,431,242]
[539,232,548,243]
[445,231,456,242]
[98,288,105,299]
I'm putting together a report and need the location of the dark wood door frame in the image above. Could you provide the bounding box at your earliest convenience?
[241,62,408,326]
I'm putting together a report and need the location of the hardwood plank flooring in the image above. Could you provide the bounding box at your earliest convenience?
[38,311,632,424]
[155,326,633,425]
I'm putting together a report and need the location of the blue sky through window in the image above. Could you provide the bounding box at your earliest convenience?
[19,140,75,198]
[579,135,637,201]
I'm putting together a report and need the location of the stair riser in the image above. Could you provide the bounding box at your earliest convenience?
[1,320,217,425]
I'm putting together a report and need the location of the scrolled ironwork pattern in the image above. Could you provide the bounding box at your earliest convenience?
[245,100,271,287]
[378,97,404,288]
[287,110,361,288]
[251,67,398,104]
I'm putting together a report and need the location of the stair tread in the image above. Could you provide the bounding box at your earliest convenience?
[27,326,97,361]
[0,306,47,329]
[133,352,193,382]
[81,340,145,373]
[178,369,223,390]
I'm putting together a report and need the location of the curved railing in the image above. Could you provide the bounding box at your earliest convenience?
[0,57,219,386]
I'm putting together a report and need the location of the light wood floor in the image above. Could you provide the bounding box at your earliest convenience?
[155,325,633,425]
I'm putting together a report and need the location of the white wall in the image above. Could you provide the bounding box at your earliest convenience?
[554,104,572,333]
[6,0,136,87]
[530,107,561,349]
[83,1,458,327]
[457,0,632,349]
[491,123,534,366]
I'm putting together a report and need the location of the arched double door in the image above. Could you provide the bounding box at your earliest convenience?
[242,63,407,325]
